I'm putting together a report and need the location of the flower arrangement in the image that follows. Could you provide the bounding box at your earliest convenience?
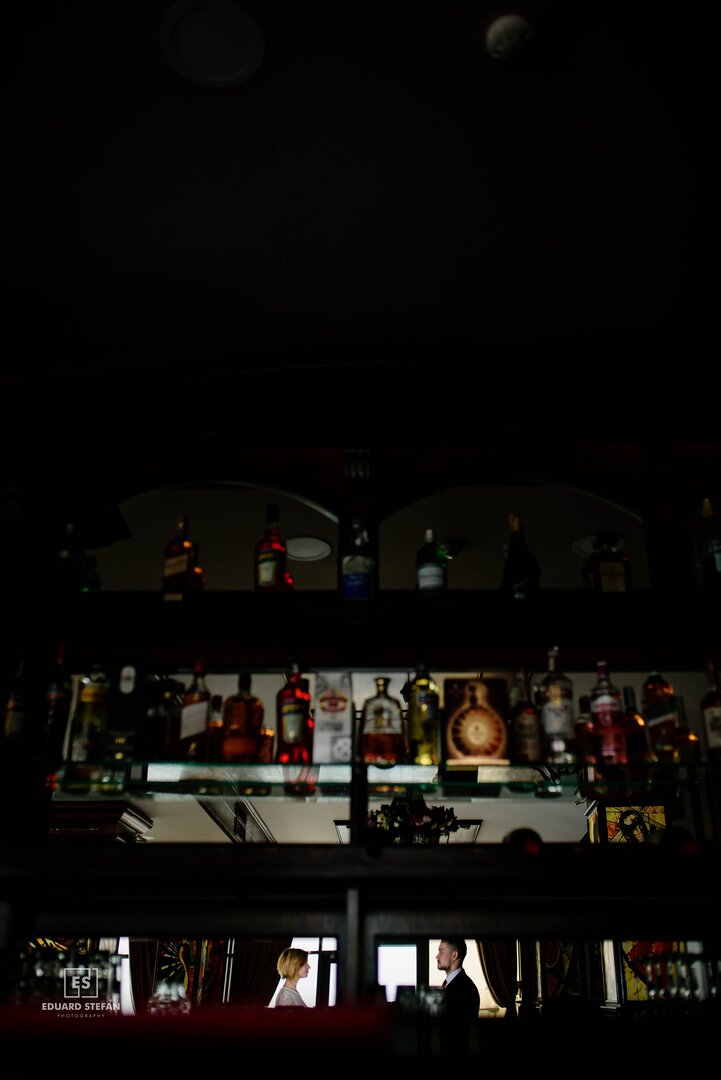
[366,795,460,846]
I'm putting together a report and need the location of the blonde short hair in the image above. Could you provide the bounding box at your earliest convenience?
[277,947,309,979]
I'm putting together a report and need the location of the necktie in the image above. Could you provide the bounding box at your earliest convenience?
[442,979,447,988]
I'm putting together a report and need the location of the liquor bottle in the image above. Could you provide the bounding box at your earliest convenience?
[574,694,596,766]
[188,545,205,594]
[255,503,288,591]
[508,667,543,764]
[406,662,440,765]
[179,660,210,760]
[162,516,197,601]
[642,669,677,762]
[340,518,374,600]
[583,532,632,592]
[700,658,721,760]
[699,498,721,592]
[205,694,225,762]
[358,676,406,766]
[538,646,576,764]
[589,661,628,768]
[622,685,656,782]
[500,512,540,600]
[222,672,265,763]
[416,528,447,593]
[141,677,183,761]
[672,696,700,763]
[66,663,110,788]
[2,656,27,744]
[275,665,313,764]
[44,643,73,778]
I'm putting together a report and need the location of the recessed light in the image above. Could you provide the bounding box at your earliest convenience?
[286,536,332,562]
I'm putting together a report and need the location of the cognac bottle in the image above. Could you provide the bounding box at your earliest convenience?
[358,677,406,766]
[222,672,265,763]
[255,503,288,591]
[508,667,543,763]
[275,666,313,764]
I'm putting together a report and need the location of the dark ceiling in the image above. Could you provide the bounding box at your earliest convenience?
[1,1,713,432]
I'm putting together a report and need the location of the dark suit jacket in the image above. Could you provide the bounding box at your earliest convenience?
[443,968,480,1022]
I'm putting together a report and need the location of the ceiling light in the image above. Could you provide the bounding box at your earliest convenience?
[286,536,332,562]
[159,1,265,87]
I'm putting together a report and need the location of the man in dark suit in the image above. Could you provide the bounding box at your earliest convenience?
[436,938,481,1023]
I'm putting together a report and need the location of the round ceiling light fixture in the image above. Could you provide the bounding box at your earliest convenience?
[286,536,332,562]
[484,14,533,60]
[159,1,265,87]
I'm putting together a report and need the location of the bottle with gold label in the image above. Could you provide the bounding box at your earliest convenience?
[276,665,313,764]
[255,503,288,592]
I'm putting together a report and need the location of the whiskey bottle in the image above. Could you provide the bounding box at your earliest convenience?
[406,662,440,765]
[699,498,721,592]
[162,516,197,601]
[700,658,721,760]
[205,694,225,763]
[179,660,210,760]
[622,685,656,781]
[222,672,265,763]
[508,667,543,763]
[416,528,447,593]
[538,646,576,764]
[358,676,406,766]
[255,503,288,591]
[142,677,183,761]
[66,663,110,789]
[500,512,540,600]
[589,660,628,768]
[642,669,677,761]
[340,518,374,600]
[275,666,313,764]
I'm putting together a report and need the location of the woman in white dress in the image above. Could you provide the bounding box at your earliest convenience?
[274,947,310,1006]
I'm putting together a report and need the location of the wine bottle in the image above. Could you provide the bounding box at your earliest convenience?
[358,677,406,766]
[700,658,721,760]
[255,503,288,591]
[275,665,313,764]
[538,646,576,764]
[222,672,265,763]
[500,512,540,600]
[406,661,440,765]
[162,516,197,601]
[416,528,447,593]
[179,660,210,760]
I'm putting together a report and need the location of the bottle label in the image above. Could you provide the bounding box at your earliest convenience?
[257,553,280,586]
[542,700,574,736]
[598,561,627,592]
[418,565,444,591]
[704,705,721,749]
[342,569,372,599]
[164,554,189,577]
[281,705,305,744]
[180,701,208,740]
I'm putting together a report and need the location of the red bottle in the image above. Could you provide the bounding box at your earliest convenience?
[254,504,288,591]
[275,666,313,764]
